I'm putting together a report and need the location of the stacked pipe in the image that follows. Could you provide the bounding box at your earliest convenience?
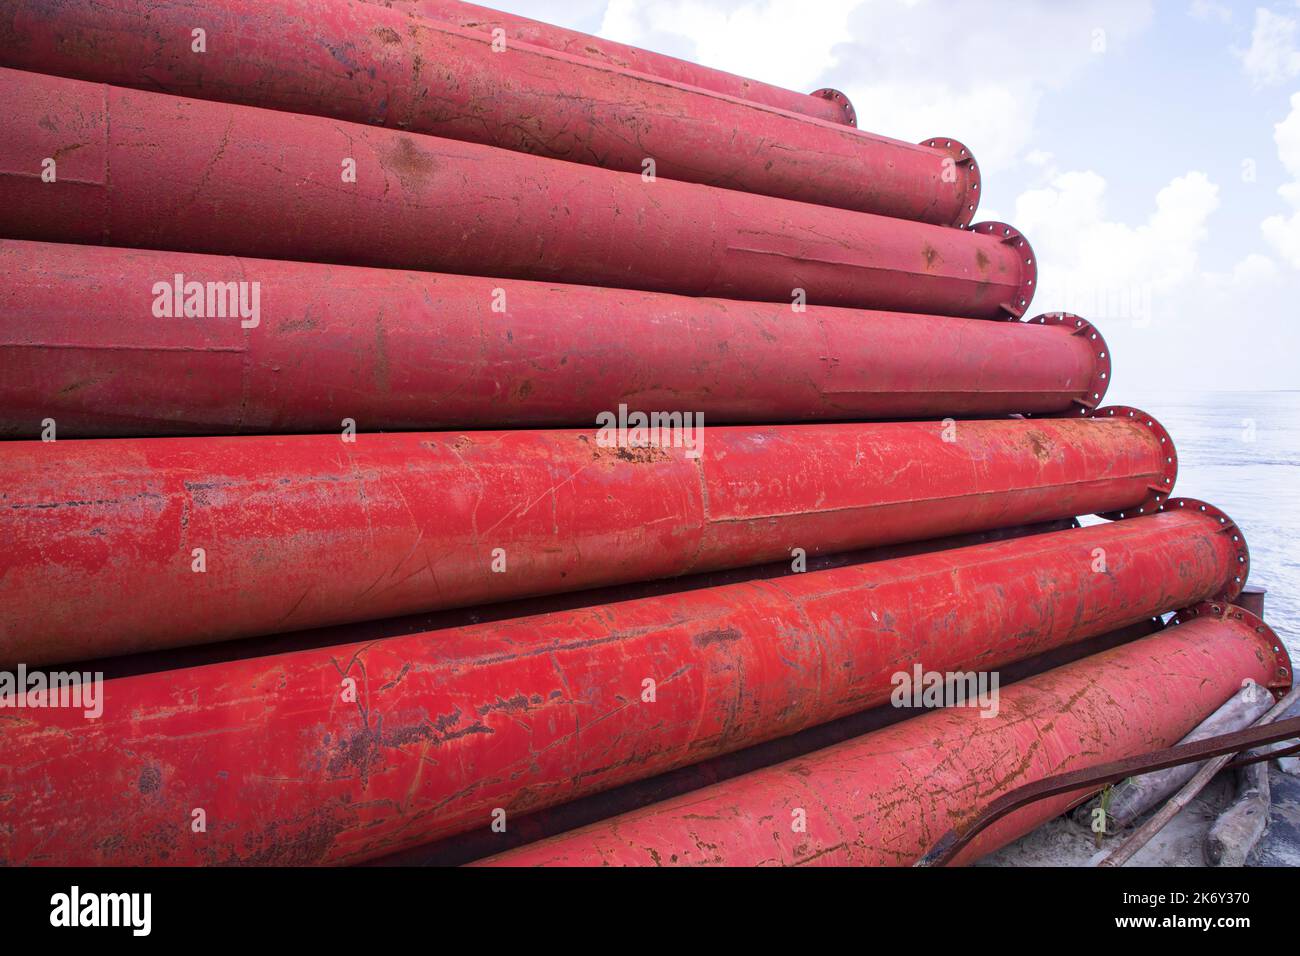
[0,1,1286,868]
[471,604,1291,867]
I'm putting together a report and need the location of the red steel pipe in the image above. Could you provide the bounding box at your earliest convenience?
[94,522,1086,686]
[0,240,1103,438]
[0,410,1176,665]
[0,504,1249,865]
[368,0,857,126]
[476,603,1293,867]
[0,68,1034,318]
[82,518,1083,682]
[379,615,1164,866]
[0,1,975,224]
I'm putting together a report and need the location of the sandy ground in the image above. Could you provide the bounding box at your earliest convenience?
[977,764,1299,867]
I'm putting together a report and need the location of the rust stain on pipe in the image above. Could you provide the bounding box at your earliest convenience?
[0,0,976,221]
[0,240,1100,437]
[370,0,857,125]
[1,411,1175,664]
[0,504,1248,865]
[474,606,1291,867]
[0,67,1032,317]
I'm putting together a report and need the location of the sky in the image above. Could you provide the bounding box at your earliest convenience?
[491,0,1300,397]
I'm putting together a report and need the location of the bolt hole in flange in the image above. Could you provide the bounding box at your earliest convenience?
[812,87,857,127]
[1027,312,1111,418]
[922,137,981,227]
[970,221,1037,318]
[1158,498,1251,602]
[1170,600,1291,695]
[1089,406,1178,520]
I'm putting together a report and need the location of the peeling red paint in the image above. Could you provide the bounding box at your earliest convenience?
[2,413,1173,664]
[368,0,855,125]
[475,609,1291,867]
[0,0,975,221]
[0,67,1030,317]
[0,507,1250,865]
[0,241,1103,438]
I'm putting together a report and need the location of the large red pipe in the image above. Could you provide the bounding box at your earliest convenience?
[81,519,1083,682]
[369,0,857,126]
[0,240,1103,438]
[376,615,1166,866]
[0,410,1176,665]
[475,603,1292,867]
[0,68,1034,318]
[0,505,1250,865]
[0,1,973,224]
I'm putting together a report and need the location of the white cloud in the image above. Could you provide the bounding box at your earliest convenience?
[1276,90,1300,182]
[599,0,861,93]
[804,0,1153,173]
[1011,169,1219,326]
[854,84,1037,174]
[1201,252,1278,289]
[998,165,1300,395]
[1260,211,1300,264]
[595,0,1153,174]
[1189,0,1233,24]
[1261,91,1300,267]
[1238,7,1300,88]
[1000,159,1300,393]
[1234,251,1279,282]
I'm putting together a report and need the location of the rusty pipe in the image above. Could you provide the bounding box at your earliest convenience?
[0,501,1245,865]
[374,614,1164,866]
[0,0,976,222]
[0,410,1176,665]
[0,67,1034,318]
[474,604,1292,867]
[74,518,1084,682]
[366,0,857,125]
[0,240,1103,438]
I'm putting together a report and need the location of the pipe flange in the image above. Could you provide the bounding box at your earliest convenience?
[1160,498,1250,603]
[921,137,980,227]
[811,87,856,127]
[1169,601,1293,697]
[1027,312,1110,416]
[1088,405,1177,519]
[969,221,1037,319]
